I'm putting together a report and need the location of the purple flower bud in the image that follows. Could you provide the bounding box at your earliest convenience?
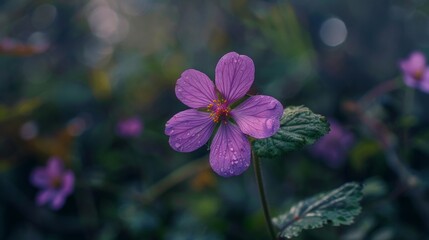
[116,117,143,137]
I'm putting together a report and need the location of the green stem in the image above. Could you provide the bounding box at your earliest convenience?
[252,151,276,240]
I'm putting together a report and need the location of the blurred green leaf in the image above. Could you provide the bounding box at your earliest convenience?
[362,178,388,199]
[350,140,381,172]
[273,182,363,239]
[0,98,41,122]
[253,106,329,158]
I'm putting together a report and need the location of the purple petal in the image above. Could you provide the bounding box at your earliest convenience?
[165,109,215,152]
[403,74,419,88]
[419,69,429,93]
[51,193,66,210]
[311,120,354,168]
[403,68,429,93]
[215,52,254,103]
[46,157,64,178]
[30,167,49,188]
[209,123,251,177]
[60,171,75,195]
[175,69,217,108]
[36,189,54,206]
[400,52,426,75]
[231,95,283,139]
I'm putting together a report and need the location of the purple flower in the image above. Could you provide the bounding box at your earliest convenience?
[165,52,283,177]
[30,157,75,210]
[400,51,429,93]
[116,117,143,137]
[311,120,354,168]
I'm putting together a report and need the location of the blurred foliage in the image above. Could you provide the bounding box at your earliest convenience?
[0,0,429,239]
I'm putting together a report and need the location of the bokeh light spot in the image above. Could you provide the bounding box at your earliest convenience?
[20,121,38,140]
[320,17,347,47]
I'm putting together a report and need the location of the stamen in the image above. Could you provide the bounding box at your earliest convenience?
[207,98,230,123]
[414,70,424,81]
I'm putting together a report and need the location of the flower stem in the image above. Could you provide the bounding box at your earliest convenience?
[252,151,276,240]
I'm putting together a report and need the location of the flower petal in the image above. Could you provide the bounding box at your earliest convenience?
[404,68,429,93]
[36,189,54,206]
[165,109,215,152]
[30,167,49,188]
[231,95,283,139]
[400,52,426,75]
[215,52,254,103]
[175,69,217,108]
[47,157,63,178]
[420,69,429,93]
[60,171,75,195]
[209,123,251,177]
[403,74,419,88]
[51,193,67,210]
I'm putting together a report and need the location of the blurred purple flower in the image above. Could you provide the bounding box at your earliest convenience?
[400,51,429,93]
[116,117,143,137]
[30,157,74,210]
[165,52,283,177]
[312,120,354,168]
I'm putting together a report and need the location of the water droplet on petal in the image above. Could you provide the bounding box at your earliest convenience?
[174,143,181,148]
[265,118,275,133]
[177,88,183,92]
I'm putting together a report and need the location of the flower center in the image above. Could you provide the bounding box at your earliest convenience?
[207,99,231,123]
[50,176,63,189]
[413,69,424,81]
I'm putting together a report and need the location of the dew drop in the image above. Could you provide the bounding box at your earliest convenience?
[174,143,181,148]
[177,88,183,92]
[265,118,275,133]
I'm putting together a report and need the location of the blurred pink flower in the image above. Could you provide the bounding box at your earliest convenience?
[400,51,429,93]
[30,157,74,210]
[165,52,283,177]
[312,120,354,168]
[116,117,143,137]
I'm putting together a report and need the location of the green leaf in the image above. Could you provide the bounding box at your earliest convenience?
[273,182,363,239]
[253,106,329,158]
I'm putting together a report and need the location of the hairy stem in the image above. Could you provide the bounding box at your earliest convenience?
[252,151,276,240]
